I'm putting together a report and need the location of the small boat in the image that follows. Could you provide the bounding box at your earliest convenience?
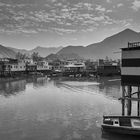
[102,116,140,135]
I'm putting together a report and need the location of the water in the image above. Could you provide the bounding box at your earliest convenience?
[0,77,139,140]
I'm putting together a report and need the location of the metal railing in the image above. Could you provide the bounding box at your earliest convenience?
[128,42,140,48]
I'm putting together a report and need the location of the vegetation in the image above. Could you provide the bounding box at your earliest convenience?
[31,52,43,62]
[15,52,27,60]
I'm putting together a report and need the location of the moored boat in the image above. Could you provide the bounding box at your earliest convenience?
[102,116,140,135]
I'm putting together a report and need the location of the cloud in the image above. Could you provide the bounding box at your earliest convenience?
[93,16,105,21]
[0,0,137,36]
[0,1,106,34]
[81,27,97,32]
[106,9,113,13]
[106,0,111,3]
[95,5,106,12]
[111,18,133,27]
[52,28,77,35]
[132,0,140,11]
[117,3,124,8]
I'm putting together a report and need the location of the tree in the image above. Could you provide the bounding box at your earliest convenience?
[31,52,43,62]
[16,52,27,60]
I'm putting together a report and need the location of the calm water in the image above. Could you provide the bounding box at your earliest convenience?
[0,77,139,140]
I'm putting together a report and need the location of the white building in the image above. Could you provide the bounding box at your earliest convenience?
[64,62,86,72]
[37,60,52,71]
[11,60,26,72]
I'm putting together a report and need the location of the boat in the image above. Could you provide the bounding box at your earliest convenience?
[101,115,140,135]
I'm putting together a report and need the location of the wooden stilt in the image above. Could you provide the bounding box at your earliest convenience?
[122,86,125,116]
[127,86,132,116]
[138,87,140,116]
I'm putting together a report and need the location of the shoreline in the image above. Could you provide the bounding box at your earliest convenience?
[0,74,121,83]
[0,74,45,82]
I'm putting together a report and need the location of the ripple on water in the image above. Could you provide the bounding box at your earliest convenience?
[60,81,100,86]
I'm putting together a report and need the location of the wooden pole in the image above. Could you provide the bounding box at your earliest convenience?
[127,86,132,116]
[122,86,125,116]
[138,87,140,116]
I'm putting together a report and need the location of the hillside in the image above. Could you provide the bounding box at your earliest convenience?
[30,46,63,57]
[57,29,140,59]
[2,28,140,60]
[9,46,63,57]
[0,45,16,58]
[8,47,29,54]
[57,46,86,58]
[46,53,82,61]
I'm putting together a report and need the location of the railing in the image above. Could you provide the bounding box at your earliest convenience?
[128,42,140,48]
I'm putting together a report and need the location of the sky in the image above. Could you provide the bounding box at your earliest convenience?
[0,0,140,50]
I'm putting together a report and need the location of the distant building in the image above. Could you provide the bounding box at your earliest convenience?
[0,57,54,77]
[0,61,4,76]
[11,60,26,72]
[26,64,37,72]
[50,60,67,72]
[24,58,33,64]
[64,62,86,73]
[3,58,18,72]
[85,60,97,72]
[97,59,120,76]
[37,60,52,71]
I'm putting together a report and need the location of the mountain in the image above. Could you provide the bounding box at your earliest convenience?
[8,46,63,57]
[2,28,140,59]
[57,46,86,58]
[46,53,82,61]
[30,46,63,57]
[57,28,140,59]
[0,44,16,58]
[46,53,60,61]
[59,53,83,60]
[8,47,29,54]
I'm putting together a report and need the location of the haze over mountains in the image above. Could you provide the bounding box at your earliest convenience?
[0,28,140,59]
[9,46,63,57]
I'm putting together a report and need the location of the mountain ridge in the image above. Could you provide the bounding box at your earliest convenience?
[0,44,16,58]
[8,46,63,57]
[57,28,140,59]
[1,28,140,59]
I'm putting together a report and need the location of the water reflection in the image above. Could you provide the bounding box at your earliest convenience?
[97,77,121,98]
[33,77,49,88]
[0,76,135,140]
[0,79,26,97]
[0,77,49,97]
[55,77,121,100]
[0,76,121,99]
